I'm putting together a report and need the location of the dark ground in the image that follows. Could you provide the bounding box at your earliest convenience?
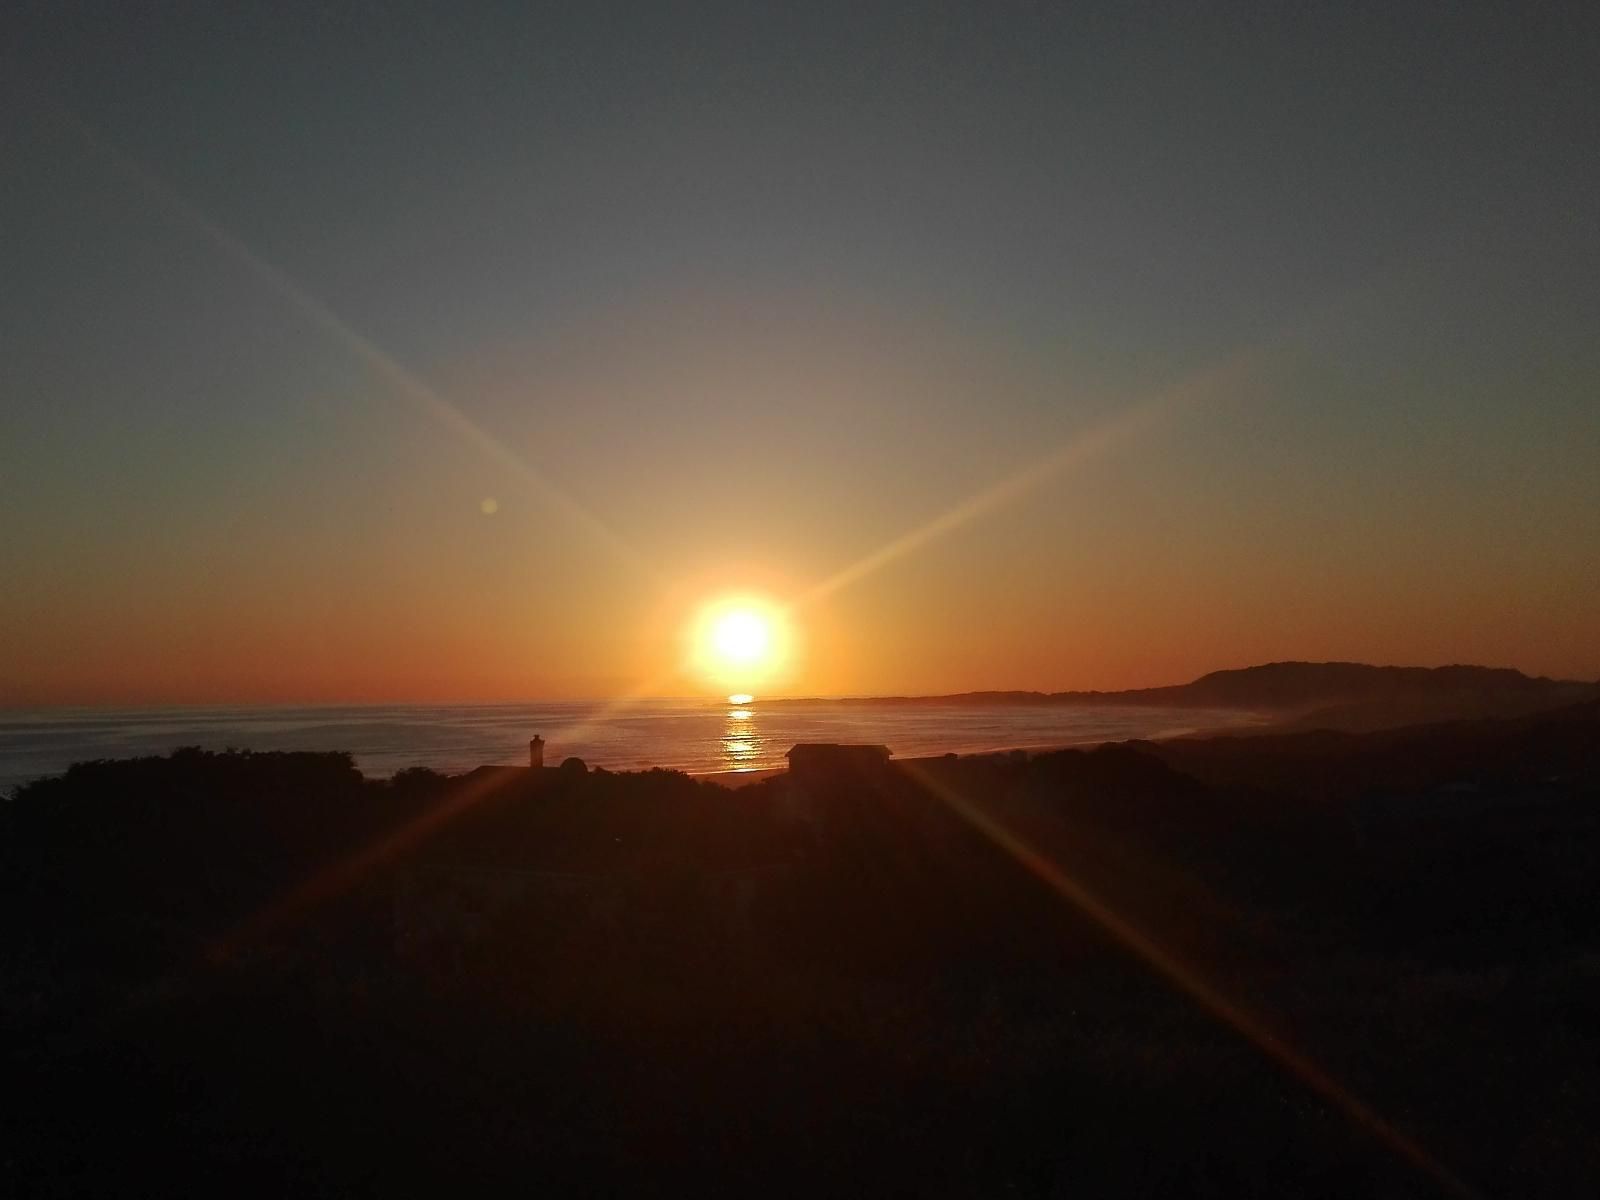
[4,700,1598,1196]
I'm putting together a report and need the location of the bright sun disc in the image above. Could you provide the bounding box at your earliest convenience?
[712,610,770,664]
[689,596,793,690]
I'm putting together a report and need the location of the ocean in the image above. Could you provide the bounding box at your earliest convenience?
[0,699,1267,792]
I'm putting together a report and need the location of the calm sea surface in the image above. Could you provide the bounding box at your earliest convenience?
[0,699,1267,792]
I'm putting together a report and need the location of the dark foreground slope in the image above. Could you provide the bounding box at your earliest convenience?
[4,707,1599,1198]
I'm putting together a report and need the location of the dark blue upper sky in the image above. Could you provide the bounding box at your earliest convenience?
[12,3,1595,353]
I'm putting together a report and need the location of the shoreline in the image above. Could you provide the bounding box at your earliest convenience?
[688,714,1281,788]
[2,705,1288,795]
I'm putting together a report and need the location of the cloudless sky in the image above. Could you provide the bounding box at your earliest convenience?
[3,1,1597,703]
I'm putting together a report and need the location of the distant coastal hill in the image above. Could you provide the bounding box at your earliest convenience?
[770,662,1600,733]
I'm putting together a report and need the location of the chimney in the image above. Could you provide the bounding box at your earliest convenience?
[529,736,545,769]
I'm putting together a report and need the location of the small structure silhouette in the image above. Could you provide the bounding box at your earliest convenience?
[529,736,545,769]
[785,743,892,780]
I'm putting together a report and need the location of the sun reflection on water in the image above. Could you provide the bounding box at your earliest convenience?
[721,701,762,770]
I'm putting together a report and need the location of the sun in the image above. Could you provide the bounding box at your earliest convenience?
[689,595,794,690]
[711,609,770,666]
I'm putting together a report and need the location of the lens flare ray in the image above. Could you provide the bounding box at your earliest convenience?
[792,353,1259,611]
[51,101,655,580]
[895,758,1480,1199]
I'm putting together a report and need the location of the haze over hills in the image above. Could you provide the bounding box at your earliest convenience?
[772,662,1600,733]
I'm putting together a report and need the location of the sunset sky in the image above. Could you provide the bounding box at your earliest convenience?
[3,3,1597,704]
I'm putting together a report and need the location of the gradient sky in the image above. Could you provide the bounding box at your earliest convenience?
[3,2,1597,704]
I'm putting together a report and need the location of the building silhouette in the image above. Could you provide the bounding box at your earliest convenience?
[785,743,892,780]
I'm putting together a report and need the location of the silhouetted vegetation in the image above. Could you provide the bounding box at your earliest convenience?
[5,706,1599,1195]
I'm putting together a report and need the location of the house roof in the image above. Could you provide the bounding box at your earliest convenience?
[786,743,892,758]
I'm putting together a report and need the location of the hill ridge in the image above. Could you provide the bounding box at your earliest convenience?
[768,662,1597,730]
